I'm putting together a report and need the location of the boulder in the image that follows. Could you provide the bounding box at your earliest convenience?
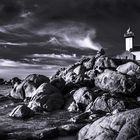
[10,77,21,85]
[50,77,65,91]
[95,69,136,94]
[64,90,76,111]
[51,67,66,80]
[86,93,125,113]
[23,81,37,98]
[82,56,95,70]
[95,48,105,59]
[67,87,94,112]
[67,101,79,112]
[116,61,140,76]
[84,56,117,80]
[24,74,50,88]
[63,64,87,85]
[9,105,34,119]
[78,108,140,140]
[10,74,50,100]
[51,56,96,88]
[73,87,93,106]
[51,62,80,84]
[0,78,5,85]
[93,55,117,74]
[51,54,117,88]
[86,70,96,80]
[28,83,64,112]
[10,83,25,100]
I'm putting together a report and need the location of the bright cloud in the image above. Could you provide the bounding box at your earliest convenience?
[34,21,102,51]
[30,53,77,59]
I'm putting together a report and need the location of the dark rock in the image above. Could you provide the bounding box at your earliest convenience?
[9,105,34,119]
[90,87,105,97]
[78,108,140,140]
[28,83,64,112]
[130,136,140,140]
[4,81,11,85]
[36,127,58,139]
[95,69,136,94]
[0,129,7,140]
[10,74,50,100]
[50,77,65,92]
[10,77,21,85]
[122,97,140,109]
[0,78,5,85]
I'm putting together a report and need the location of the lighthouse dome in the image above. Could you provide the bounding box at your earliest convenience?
[124,27,134,38]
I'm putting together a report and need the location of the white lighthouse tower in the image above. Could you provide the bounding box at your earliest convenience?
[117,28,140,60]
[124,27,134,51]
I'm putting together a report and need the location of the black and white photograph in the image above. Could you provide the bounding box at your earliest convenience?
[0,0,140,140]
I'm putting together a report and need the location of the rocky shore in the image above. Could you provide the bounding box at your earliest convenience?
[1,50,140,140]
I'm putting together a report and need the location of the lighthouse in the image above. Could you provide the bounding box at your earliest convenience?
[124,27,135,51]
[116,28,140,60]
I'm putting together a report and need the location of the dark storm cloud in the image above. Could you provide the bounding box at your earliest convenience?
[0,0,23,24]
[25,0,140,20]
[1,0,140,23]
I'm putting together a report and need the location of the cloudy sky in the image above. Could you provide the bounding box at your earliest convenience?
[0,0,140,79]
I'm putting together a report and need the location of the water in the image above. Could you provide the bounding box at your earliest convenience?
[54,136,76,140]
